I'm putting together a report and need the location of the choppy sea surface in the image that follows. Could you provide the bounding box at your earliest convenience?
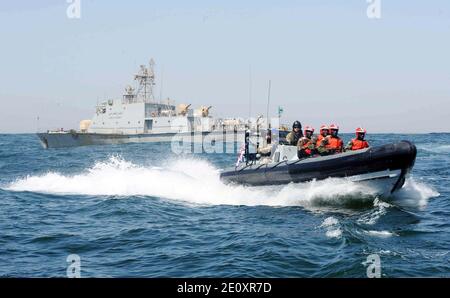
[0,133,448,277]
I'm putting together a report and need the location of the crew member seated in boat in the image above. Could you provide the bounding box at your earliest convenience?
[297,126,315,158]
[315,125,329,148]
[257,129,273,156]
[317,124,343,155]
[257,129,276,164]
[345,127,369,151]
[286,121,303,146]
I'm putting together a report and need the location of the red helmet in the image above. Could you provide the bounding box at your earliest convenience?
[319,124,329,131]
[304,126,314,134]
[329,124,339,130]
[356,127,366,134]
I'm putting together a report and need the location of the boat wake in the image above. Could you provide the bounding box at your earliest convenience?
[5,156,439,209]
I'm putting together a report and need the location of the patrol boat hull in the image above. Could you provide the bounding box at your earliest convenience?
[37,130,244,149]
[220,141,417,197]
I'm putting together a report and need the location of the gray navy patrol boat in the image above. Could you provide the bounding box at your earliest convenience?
[37,59,246,148]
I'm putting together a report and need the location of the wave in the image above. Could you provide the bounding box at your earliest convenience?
[357,198,392,225]
[320,217,342,238]
[364,230,397,238]
[417,144,450,154]
[390,178,440,209]
[4,156,438,209]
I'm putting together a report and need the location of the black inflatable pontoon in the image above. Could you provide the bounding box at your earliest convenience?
[220,141,417,196]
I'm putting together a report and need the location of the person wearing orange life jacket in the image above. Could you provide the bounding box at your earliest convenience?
[345,127,369,151]
[317,124,344,155]
[297,126,315,158]
[315,125,329,148]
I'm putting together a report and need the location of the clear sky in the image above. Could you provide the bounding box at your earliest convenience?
[1,0,449,133]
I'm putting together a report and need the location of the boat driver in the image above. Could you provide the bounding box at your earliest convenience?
[286,121,303,146]
[257,129,276,164]
[257,129,273,156]
[345,127,369,151]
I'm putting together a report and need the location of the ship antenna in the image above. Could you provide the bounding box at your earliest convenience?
[248,65,252,119]
[266,80,271,129]
[159,65,164,104]
[149,59,156,102]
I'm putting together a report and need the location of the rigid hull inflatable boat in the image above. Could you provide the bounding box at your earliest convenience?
[220,141,417,197]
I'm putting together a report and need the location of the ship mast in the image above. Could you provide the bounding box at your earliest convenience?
[134,59,156,103]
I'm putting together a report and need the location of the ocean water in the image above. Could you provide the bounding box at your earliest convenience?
[0,133,448,277]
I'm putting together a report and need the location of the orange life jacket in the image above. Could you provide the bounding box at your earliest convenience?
[350,138,369,150]
[299,137,313,155]
[316,135,325,147]
[325,136,343,152]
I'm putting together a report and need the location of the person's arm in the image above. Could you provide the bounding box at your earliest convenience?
[338,139,344,152]
[317,137,329,154]
[286,132,293,145]
[345,140,353,151]
[297,138,305,150]
[258,145,271,155]
[308,136,317,150]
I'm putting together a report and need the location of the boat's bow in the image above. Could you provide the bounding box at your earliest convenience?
[368,140,417,193]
